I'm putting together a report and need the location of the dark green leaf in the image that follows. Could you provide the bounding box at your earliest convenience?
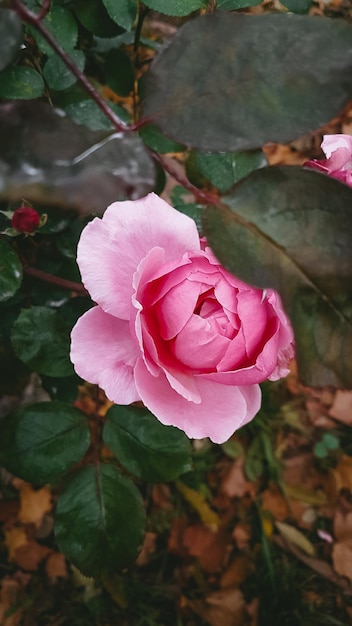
[217,0,261,7]
[103,405,192,482]
[0,9,22,72]
[55,463,146,576]
[0,66,44,99]
[12,306,74,377]
[0,238,22,302]
[139,124,186,153]
[0,402,90,483]
[195,150,267,192]
[203,166,352,388]
[142,0,206,15]
[143,13,352,151]
[0,101,155,213]
[43,50,85,91]
[30,5,78,56]
[102,0,137,30]
[63,98,130,130]
[244,437,264,480]
[41,374,81,402]
[281,0,312,13]
[73,0,125,36]
[104,48,134,97]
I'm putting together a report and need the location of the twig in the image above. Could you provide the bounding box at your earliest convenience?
[151,151,221,206]
[12,0,129,133]
[23,264,89,296]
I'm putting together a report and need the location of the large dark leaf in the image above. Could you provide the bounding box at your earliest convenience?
[0,402,90,484]
[0,9,22,72]
[142,0,207,15]
[12,306,74,377]
[203,167,352,388]
[0,238,22,302]
[0,101,155,213]
[103,405,192,482]
[55,463,146,577]
[143,13,352,151]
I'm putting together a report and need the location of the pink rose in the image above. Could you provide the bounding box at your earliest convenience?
[70,194,294,444]
[304,134,352,186]
[12,206,40,234]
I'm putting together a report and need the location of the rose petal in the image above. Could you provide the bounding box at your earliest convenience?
[134,359,261,443]
[70,306,140,404]
[172,314,231,371]
[77,193,200,318]
[321,134,352,170]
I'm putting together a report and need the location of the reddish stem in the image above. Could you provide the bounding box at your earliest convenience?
[151,151,221,206]
[12,0,128,133]
[23,264,89,296]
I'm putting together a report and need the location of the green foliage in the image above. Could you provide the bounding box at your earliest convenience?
[0,238,22,302]
[203,167,352,388]
[101,0,138,31]
[103,405,193,482]
[142,0,207,16]
[0,402,90,483]
[314,432,340,459]
[0,9,22,72]
[30,5,78,56]
[104,48,134,97]
[54,463,146,577]
[0,66,44,99]
[43,50,85,90]
[12,306,74,377]
[144,13,352,151]
[281,0,312,13]
[73,0,125,36]
[139,124,186,153]
[195,149,267,192]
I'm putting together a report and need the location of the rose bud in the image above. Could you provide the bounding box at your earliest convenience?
[12,206,40,234]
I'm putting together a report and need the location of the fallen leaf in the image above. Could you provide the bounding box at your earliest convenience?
[220,554,253,588]
[333,509,352,543]
[221,457,254,498]
[176,481,219,527]
[329,391,352,426]
[136,532,157,567]
[45,552,68,579]
[182,525,230,573]
[284,484,328,506]
[261,485,290,521]
[275,521,315,556]
[205,588,247,626]
[330,455,352,494]
[0,577,23,626]
[232,523,251,550]
[332,541,352,581]
[4,527,27,561]
[15,540,52,570]
[18,484,52,528]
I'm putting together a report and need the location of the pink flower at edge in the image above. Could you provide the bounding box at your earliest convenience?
[304,134,352,187]
[70,193,294,444]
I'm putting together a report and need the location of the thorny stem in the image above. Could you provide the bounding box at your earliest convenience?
[22,263,89,296]
[12,0,128,133]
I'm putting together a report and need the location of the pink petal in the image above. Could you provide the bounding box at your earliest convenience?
[77,193,200,319]
[134,359,262,443]
[70,306,140,404]
[321,134,352,170]
[154,278,202,340]
[236,289,269,358]
[172,314,231,371]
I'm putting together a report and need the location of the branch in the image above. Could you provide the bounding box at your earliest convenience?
[23,264,89,296]
[12,0,129,134]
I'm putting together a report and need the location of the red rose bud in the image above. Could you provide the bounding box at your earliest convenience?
[12,206,40,234]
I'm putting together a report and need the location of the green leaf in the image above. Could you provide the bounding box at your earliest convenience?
[0,238,22,302]
[43,50,85,91]
[103,405,192,482]
[102,0,137,31]
[0,66,44,99]
[142,0,206,16]
[217,0,261,7]
[139,124,186,153]
[0,402,90,484]
[143,13,352,151]
[30,5,78,56]
[203,166,352,388]
[104,48,134,97]
[195,150,267,192]
[55,463,146,577]
[73,0,125,36]
[281,0,312,13]
[0,9,22,72]
[321,433,339,450]
[63,98,129,130]
[0,101,155,213]
[221,439,244,459]
[244,437,264,481]
[12,306,74,377]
